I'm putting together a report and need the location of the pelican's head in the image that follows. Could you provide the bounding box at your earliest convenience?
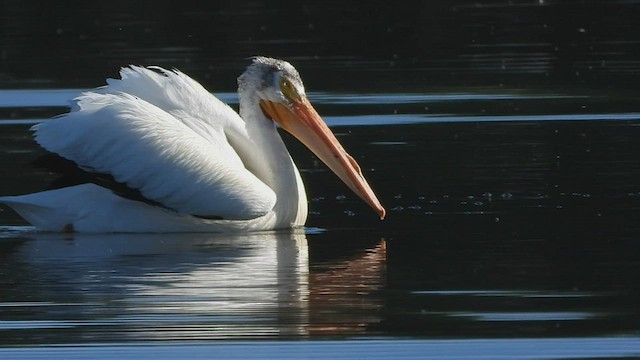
[238,56,306,105]
[239,57,386,220]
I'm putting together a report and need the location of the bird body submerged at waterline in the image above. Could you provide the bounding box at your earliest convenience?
[0,57,386,232]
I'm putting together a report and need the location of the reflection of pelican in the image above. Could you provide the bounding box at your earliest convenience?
[0,57,385,232]
[3,230,310,340]
[308,240,387,335]
[0,230,387,341]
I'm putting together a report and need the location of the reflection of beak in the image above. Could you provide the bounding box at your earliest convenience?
[260,97,386,219]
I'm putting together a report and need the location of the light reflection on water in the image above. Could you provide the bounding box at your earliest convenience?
[1,338,640,360]
[0,88,569,108]
[3,88,640,128]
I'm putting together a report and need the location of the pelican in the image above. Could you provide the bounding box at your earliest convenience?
[0,57,385,232]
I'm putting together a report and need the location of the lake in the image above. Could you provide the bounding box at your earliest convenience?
[2,87,640,358]
[2,1,640,358]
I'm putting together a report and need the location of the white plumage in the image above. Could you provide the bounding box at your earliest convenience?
[1,58,385,232]
[35,90,276,220]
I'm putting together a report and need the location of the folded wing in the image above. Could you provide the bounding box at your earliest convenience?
[34,88,276,220]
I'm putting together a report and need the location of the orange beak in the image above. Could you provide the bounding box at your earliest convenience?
[260,97,386,219]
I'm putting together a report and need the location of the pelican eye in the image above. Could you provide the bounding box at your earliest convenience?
[279,77,300,101]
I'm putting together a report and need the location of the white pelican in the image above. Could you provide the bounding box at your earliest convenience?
[0,57,385,232]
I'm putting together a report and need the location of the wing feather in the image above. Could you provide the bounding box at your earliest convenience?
[33,91,276,220]
[98,66,247,145]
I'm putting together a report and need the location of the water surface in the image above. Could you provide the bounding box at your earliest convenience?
[1,87,640,359]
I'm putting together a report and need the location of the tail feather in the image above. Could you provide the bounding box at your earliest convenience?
[0,192,77,232]
[0,184,213,233]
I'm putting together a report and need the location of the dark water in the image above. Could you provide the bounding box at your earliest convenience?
[2,1,640,358]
